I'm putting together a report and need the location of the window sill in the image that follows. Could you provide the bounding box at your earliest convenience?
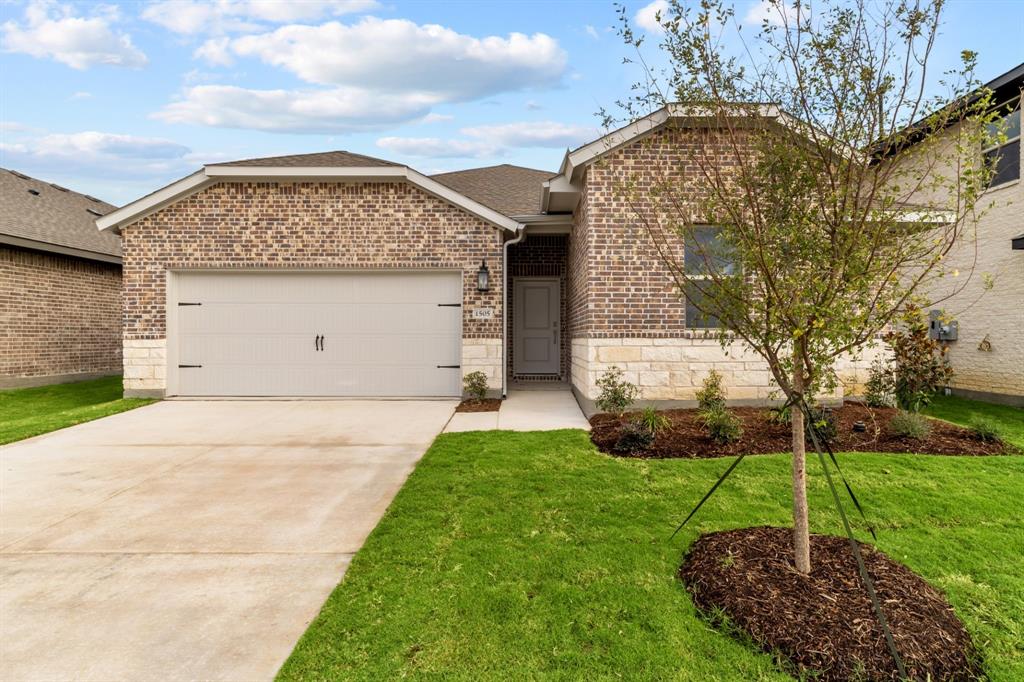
[985,178,1020,194]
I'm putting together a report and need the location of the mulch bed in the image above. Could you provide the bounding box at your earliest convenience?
[680,526,982,681]
[590,402,1010,458]
[455,398,502,413]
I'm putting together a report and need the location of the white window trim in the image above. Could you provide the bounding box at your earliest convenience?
[983,108,1021,190]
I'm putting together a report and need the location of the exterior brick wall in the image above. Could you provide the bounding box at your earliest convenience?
[1,245,122,386]
[507,234,569,379]
[120,181,505,395]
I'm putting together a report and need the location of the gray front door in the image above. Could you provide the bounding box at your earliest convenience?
[514,277,560,375]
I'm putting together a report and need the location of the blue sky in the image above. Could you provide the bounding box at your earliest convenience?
[1,0,1022,205]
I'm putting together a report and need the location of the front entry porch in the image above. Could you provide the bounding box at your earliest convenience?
[507,234,570,383]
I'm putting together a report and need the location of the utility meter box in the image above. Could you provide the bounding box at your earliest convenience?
[928,309,958,341]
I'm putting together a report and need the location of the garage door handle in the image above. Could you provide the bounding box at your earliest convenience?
[315,334,322,351]
[436,365,461,369]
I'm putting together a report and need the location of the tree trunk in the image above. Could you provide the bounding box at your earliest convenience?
[791,346,811,574]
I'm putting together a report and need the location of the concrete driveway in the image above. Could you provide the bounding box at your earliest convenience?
[0,399,456,681]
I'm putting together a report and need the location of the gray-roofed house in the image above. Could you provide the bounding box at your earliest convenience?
[1,169,122,388]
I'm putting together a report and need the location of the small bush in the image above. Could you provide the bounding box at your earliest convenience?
[633,406,670,436]
[766,405,791,425]
[884,305,954,412]
[702,407,743,444]
[463,371,488,401]
[968,416,1003,443]
[615,421,655,453]
[889,410,932,440]
[696,370,727,412]
[596,366,638,415]
[864,357,895,408]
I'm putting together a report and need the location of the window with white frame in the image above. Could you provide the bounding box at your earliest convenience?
[683,225,736,328]
[984,107,1020,188]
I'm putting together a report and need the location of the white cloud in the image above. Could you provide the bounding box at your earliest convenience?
[1,0,147,69]
[635,0,669,34]
[375,120,599,160]
[462,121,598,148]
[141,0,378,36]
[743,0,789,27]
[584,24,599,39]
[160,18,567,134]
[420,113,454,124]
[0,130,200,179]
[376,137,498,159]
[194,37,233,66]
[225,18,566,98]
[154,85,438,133]
[69,91,93,100]
[526,100,543,111]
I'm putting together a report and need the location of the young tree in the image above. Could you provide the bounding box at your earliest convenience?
[611,0,1002,573]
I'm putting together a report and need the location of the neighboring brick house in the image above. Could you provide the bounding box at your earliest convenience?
[1,169,122,388]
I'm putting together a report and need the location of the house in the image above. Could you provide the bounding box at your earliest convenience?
[912,63,1023,406]
[1,169,121,388]
[98,122,884,406]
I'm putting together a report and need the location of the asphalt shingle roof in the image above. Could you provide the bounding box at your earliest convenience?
[210,150,400,167]
[0,168,120,259]
[431,164,554,217]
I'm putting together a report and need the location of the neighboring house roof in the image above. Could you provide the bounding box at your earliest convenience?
[1,168,121,264]
[211,150,400,168]
[431,164,554,217]
[97,154,524,234]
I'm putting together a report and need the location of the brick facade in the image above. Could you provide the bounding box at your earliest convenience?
[1,246,122,387]
[507,234,569,380]
[120,181,505,396]
[566,125,877,406]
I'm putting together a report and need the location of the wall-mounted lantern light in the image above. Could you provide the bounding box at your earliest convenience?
[476,260,490,292]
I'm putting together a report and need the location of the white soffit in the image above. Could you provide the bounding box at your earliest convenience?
[97,166,523,234]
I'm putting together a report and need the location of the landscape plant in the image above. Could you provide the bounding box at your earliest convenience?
[696,371,742,444]
[864,358,896,408]
[595,366,639,416]
[889,410,933,440]
[612,0,1000,576]
[634,406,670,436]
[884,305,955,412]
[462,371,489,402]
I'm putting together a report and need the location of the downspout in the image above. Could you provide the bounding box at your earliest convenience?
[502,228,526,398]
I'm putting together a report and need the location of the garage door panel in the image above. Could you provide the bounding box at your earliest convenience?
[174,271,462,397]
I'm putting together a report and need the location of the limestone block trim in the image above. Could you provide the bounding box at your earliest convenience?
[462,337,502,396]
[571,337,886,405]
[123,338,167,397]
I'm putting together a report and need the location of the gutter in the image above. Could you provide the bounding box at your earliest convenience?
[501,228,526,397]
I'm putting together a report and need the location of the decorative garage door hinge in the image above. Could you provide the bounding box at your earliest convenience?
[436,365,461,369]
[177,302,202,306]
[178,364,203,368]
[437,303,462,307]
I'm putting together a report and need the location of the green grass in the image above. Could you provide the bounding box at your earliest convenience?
[280,429,1024,680]
[924,394,1024,449]
[0,375,155,445]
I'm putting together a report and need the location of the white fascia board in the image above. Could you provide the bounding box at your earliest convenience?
[98,165,524,234]
[96,170,210,233]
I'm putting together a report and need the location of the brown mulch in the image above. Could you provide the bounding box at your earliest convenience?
[590,402,1010,458]
[455,398,502,413]
[680,526,982,681]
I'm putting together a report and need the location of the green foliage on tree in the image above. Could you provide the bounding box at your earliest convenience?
[611,0,1002,573]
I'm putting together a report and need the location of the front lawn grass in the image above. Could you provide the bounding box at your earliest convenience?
[0,375,155,445]
[280,430,1024,680]
[923,394,1024,449]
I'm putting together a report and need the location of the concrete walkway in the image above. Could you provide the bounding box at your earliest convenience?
[444,389,590,432]
[0,399,456,681]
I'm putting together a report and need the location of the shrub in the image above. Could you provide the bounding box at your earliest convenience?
[884,305,953,412]
[696,370,727,412]
[968,416,1003,443]
[633,406,670,436]
[614,421,655,453]
[595,366,638,415]
[766,404,791,425]
[864,357,895,408]
[889,410,932,440]
[463,371,488,401]
[702,407,743,444]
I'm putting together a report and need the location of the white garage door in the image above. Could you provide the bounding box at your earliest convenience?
[171,271,463,397]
